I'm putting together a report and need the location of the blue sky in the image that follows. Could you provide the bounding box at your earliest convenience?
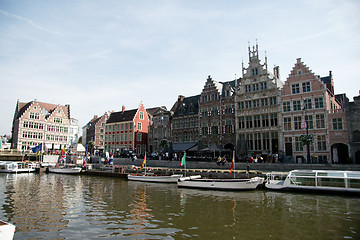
[1,0,359,135]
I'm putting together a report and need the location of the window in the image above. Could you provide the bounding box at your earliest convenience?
[317,135,327,151]
[254,115,261,128]
[246,116,253,128]
[137,122,142,131]
[316,114,325,128]
[261,98,268,106]
[260,82,267,90]
[333,118,343,130]
[30,112,40,119]
[270,113,278,126]
[284,117,291,130]
[294,116,302,130]
[304,99,312,110]
[253,99,260,108]
[269,97,277,105]
[254,133,261,150]
[295,136,302,151]
[247,134,253,150]
[137,133,142,141]
[305,115,314,129]
[283,102,290,112]
[139,112,144,120]
[262,132,270,150]
[262,114,269,127]
[245,101,252,109]
[238,117,245,129]
[211,107,218,116]
[292,84,300,94]
[315,97,324,109]
[293,100,301,111]
[302,82,311,92]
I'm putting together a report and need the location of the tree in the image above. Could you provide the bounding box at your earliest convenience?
[159,139,169,153]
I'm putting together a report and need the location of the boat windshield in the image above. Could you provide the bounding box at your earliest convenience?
[317,172,344,178]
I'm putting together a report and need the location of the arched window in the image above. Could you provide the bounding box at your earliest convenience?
[353,130,360,142]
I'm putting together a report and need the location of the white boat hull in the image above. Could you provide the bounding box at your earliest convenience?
[127,174,183,183]
[177,176,264,190]
[48,167,82,174]
[0,162,36,173]
[0,220,16,240]
[0,168,35,173]
[265,170,360,194]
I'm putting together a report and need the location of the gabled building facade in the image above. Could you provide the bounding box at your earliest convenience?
[11,100,71,151]
[281,58,348,163]
[147,106,171,154]
[235,44,283,159]
[199,75,236,149]
[170,95,200,145]
[83,112,109,152]
[105,104,149,155]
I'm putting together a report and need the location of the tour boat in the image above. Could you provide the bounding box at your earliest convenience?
[0,161,36,173]
[48,165,82,174]
[177,175,264,190]
[0,220,16,240]
[265,170,360,194]
[127,174,183,183]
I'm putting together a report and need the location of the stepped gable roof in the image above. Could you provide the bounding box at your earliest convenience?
[172,94,200,117]
[107,109,137,124]
[15,100,70,120]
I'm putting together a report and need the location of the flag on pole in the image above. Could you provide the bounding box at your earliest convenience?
[31,143,42,153]
[180,153,186,167]
[109,153,114,165]
[83,145,87,168]
[229,151,235,173]
[59,147,66,164]
[140,154,146,169]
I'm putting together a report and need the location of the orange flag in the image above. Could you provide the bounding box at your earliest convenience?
[230,151,235,173]
[140,155,146,169]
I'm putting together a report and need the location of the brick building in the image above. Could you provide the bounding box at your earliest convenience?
[83,112,109,152]
[281,58,348,163]
[199,75,236,150]
[105,104,149,155]
[11,100,71,151]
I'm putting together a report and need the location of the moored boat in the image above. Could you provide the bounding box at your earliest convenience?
[48,165,82,174]
[265,170,360,194]
[127,174,183,183]
[0,220,16,240]
[0,161,36,173]
[177,175,264,190]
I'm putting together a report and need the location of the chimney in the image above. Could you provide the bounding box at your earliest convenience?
[178,95,185,102]
[273,66,280,80]
[122,105,125,112]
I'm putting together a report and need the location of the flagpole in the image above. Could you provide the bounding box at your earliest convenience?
[233,151,236,178]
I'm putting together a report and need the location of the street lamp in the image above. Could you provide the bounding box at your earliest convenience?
[302,103,312,164]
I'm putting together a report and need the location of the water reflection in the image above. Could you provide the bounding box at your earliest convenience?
[0,174,359,239]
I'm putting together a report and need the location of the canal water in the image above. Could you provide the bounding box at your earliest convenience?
[0,173,359,239]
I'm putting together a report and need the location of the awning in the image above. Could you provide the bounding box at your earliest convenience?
[172,142,198,152]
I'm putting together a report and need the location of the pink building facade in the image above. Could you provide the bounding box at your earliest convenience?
[281,58,349,163]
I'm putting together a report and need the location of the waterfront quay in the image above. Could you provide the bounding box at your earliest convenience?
[84,156,360,179]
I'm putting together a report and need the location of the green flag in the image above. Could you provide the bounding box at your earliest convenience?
[180,153,186,167]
